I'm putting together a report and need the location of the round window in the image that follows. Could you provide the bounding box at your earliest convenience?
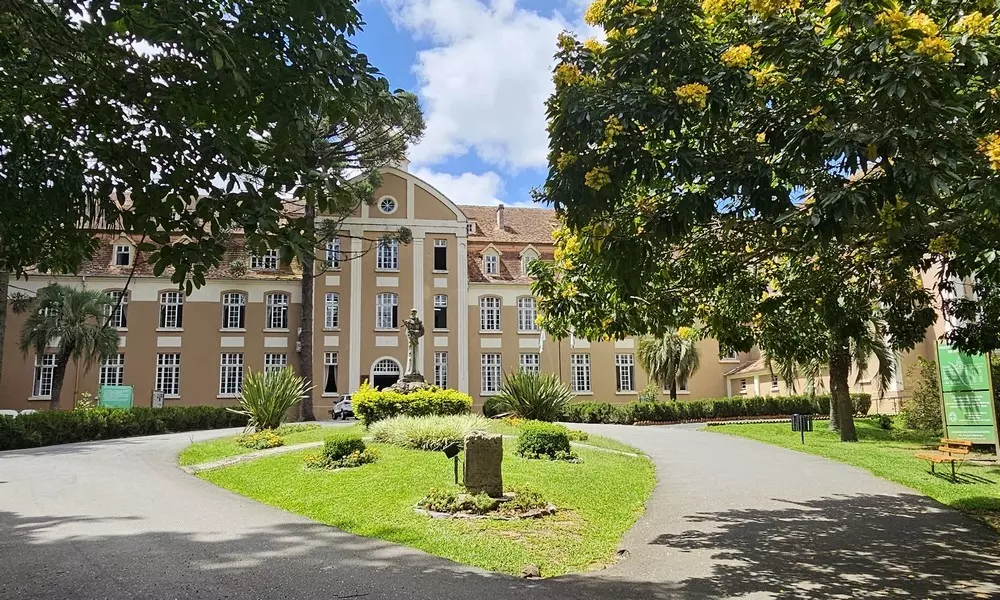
[378,196,397,214]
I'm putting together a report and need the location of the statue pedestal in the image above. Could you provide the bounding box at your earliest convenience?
[402,373,425,384]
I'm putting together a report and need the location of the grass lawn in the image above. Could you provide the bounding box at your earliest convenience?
[571,433,644,455]
[178,424,362,466]
[710,419,1000,531]
[199,443,655,577]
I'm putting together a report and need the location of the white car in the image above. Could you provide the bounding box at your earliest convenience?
[331,395,354,420]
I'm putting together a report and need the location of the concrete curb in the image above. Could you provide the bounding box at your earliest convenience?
[181,441,326,474]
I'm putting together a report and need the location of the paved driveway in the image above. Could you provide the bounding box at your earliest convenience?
[2,423,999,599]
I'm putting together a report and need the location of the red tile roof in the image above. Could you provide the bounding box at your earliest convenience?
[459,205,559,244]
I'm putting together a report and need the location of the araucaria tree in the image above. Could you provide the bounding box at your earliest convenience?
[533,0,1000,441]
[18,285,120,410]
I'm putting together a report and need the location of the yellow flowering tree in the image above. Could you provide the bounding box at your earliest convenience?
[539,0,1000,440]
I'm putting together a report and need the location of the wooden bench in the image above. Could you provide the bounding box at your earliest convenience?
[915,439,973,479]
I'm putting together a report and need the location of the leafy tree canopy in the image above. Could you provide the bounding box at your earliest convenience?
[1,0,421,289]
[536,0,1000,353]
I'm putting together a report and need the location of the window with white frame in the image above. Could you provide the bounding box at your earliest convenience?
[481,353,502,394]
[433,239,447,271]
[434,351,448,387]
[155,353,181,396]
[376,238,399,271]
[114,244,132,266]
[265,293,289,329]
[106,290,129,329]
[324,351,338,394]
[325,237,341,269]
[740,378,748,394]
[99,354,125,387]
[324,293,340,329]
[467,222,476,235]
[616,354,635,393]
[517,297,538,332]
[221,292,246,330]
[433,295,448,330]
[251,249,279,271]
[771,375,779,392]
[264,353,287,374]
[678,378,689,392]
[570,353,591,393]
[219,353,244,396]
[480,296,501,331]
[720,347,740,361]
[378,195,397,214]
[32,354,57,397]
[159,291,184,329]
[522,250,539,275]
[375,292,398,329]
[519,353,540,375]
[483,253,499,275]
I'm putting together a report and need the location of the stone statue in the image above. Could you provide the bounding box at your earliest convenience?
[402,308,425,382]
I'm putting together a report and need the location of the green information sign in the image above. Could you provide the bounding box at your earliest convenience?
[937,344,991,392]
[99,385,134,409]
[935,344,998,446]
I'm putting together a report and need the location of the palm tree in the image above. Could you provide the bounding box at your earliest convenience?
[637,328,701,400]
[17,284,120,410]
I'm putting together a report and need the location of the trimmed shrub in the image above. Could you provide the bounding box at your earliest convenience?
[323,432,367,462]
[0,406,248,451]
[352,383,472,426]
[516,421,572,459]
[236,430,284,450]
[558,393,871,425]
[900,357,943,432]
[490,371,573,422]
[369,415,490,451]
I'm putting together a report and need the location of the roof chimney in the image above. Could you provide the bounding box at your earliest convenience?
[496,203,505,231]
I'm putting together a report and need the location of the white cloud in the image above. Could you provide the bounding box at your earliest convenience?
[410,167,504,206]
[383,0,574,171]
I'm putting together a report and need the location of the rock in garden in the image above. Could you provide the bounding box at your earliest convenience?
[520,564,541,579]
[463,431,503,497]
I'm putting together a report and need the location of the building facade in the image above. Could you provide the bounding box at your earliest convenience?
[0,165,931,414]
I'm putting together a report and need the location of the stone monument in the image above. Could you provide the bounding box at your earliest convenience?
[402,308,425,383]
[463,431,503,497]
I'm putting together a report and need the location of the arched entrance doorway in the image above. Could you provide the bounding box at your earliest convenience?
[370,357,401,390]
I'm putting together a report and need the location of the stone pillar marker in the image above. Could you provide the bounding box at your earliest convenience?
[463,431,503,497]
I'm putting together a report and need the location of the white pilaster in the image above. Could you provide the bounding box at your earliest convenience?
[348,229,363,393]
[458,237,470,393]
[753,375,761,396]
[406,177,416,217]
[413,235,425,372]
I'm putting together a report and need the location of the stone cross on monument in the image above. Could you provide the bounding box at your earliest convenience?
[402,308,425,383]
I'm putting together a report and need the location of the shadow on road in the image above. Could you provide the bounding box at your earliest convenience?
[3,491,1000,599]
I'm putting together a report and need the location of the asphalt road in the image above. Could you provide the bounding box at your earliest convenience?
[2,422,999,599]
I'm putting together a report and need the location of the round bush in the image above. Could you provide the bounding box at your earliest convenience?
[516,421,571,459]
[323,432,367,461]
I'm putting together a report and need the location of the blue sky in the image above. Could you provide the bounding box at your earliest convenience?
[350,0,595,206]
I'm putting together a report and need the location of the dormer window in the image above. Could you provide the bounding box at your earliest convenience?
[114,244,132,266]
[521,249,539,275]
[251,249,279,271]
[467,222,476,235]
[484,253,499,275]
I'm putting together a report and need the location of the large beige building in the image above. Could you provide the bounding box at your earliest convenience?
[0,166,930,414]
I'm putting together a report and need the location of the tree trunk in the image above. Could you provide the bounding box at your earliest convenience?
[828,385,840,432]
[669,380,677,401]
[49,352,72,411]
[298,203,317,421]
[829,342,858,442]
[0,272,7,390]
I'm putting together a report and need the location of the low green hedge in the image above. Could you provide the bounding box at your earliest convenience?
[352,383,473,426]
[0,406,249,451]
[559,393,872,425]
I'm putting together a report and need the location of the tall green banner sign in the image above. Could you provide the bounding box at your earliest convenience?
[935,344,999,446]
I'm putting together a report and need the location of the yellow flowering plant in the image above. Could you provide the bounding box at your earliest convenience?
[720,44,753,67]
[674,82,711,109]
